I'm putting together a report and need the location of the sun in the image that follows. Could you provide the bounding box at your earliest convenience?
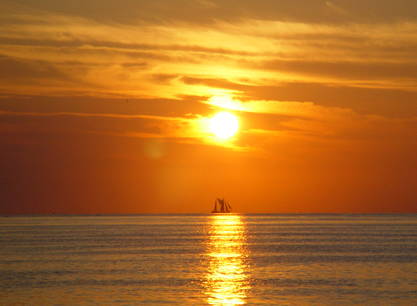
[209,112,239,140]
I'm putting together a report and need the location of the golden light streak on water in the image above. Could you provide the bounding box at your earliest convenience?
[205,215,249,305]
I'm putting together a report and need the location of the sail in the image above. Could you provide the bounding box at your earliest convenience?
[225,201,231,212]
[211,198,232,213]
[212,199,218,213]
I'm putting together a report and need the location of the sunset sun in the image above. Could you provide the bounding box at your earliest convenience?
[209,111,239,140]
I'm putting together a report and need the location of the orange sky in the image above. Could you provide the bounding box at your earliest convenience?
[1,0,416,213]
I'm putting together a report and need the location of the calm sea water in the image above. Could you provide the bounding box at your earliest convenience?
[1,214,417,305]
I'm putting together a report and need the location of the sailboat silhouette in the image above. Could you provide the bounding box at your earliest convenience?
[211,198,232,213]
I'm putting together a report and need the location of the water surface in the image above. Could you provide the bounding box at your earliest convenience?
[1,214,417,305]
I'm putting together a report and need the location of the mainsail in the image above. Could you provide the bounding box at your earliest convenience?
[211,198,232,213]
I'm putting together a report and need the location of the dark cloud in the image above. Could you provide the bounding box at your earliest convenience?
[244,82,417,118]
[0,55,98,89]
[0,55,69,82]
[149,74,180,84]
[262,59,417,81]
[120,62,148,69]
[0,36,256,57]
[0,94,211,118]
[0,111,168,137]
[5,0,417,25]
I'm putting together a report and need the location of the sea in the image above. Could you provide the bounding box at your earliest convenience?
[1,214,417,305]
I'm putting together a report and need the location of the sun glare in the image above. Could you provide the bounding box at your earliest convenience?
[209,112,239,140]
[208,95,246,112]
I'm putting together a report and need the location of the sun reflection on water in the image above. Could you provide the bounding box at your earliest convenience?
[205,215,249,305]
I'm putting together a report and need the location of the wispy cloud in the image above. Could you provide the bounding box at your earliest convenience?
[0,109,190,121]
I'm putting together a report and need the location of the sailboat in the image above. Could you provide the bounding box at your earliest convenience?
[211,198,232,213]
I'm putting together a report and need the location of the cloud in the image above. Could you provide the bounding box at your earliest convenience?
[0,36,257,57]
[4,0,417,25]
[241,82,417,118]
[325,1,349,16]
[180,77,417,118]
[2,4,417,103]
[0,94,211,117]
[0,109,199,144]
[261,59,417,81]
[1,1,417,145]
[0,55,70,82]
[0,109,189,121]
